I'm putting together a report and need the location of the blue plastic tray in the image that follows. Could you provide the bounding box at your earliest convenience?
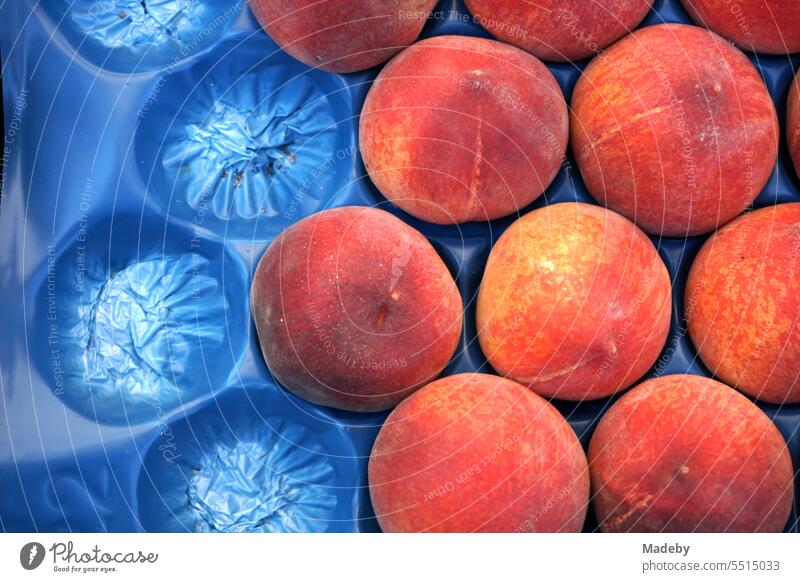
[1,0,798,533]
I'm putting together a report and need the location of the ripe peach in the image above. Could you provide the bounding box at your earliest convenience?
[359,35,568,224]
[248,0,437,73]
[369,373,589,532]
[685,203,800,404]
[589,374,794,532]
[250,206,462,412]
[680,0,800,54]
[476,203,671,401]
[789,72,800,179]
[571,23,778,236]
[464,0,653,62]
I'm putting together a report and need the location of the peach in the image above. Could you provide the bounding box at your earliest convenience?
[359,35,568,224]
[368,373,589,532]
[789,72,800,179]
[685,203,800,404]
[571,23,778,236]
[680,0,800,54]
[250,206,462,412]
[247,0,437,73]
[476,203,672,401]
[589,374,794,532]
[464,0,653,62]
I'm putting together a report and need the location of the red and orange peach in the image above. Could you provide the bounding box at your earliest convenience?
[248,0,437,73]
[476,203,672,401]
[369,373,589,532]
[789,72,800,179]
[571,23,778,236]
[250,206,463,412]
[685,203,800,404]
[680,0,800,54]
[359,35,569,224]
[589,374,794,532]
[464,0,653,62]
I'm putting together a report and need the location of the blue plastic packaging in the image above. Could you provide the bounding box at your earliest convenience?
[1,0,798,532]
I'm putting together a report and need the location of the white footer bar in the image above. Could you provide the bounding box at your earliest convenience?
[1,533,797,582]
